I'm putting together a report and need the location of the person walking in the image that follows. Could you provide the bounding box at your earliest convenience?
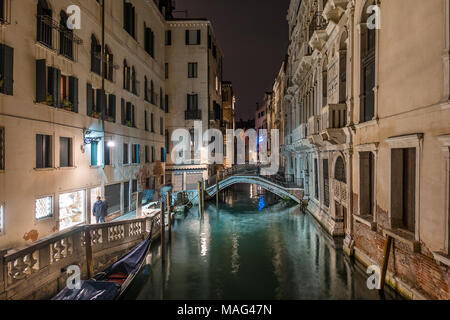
[92,196,106,224]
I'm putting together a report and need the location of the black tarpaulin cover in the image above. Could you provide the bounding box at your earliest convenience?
[52,281,121,300]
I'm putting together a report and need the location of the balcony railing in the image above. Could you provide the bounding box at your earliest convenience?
[37,15,82,61]
[292,124,307,142]
[321,104,347,130]
[0,213,160,300]
[185,109,202,120]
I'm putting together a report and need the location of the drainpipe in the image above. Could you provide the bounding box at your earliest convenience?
[101,0,106,169]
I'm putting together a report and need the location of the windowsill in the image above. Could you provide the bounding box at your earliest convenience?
[35,216,54,224]
[34,168,56,172]
[58,166,77,170]
[383,228,420,253]
[90,165,102,169]
[432,252,450,268]
[354,119,378,129]
[353,214,377,231]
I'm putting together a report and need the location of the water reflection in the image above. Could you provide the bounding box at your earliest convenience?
[124,184,400,300]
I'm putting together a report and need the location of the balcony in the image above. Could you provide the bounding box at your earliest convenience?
[292,124,307,142]
[323,0,349,24]
[320,104,347,145]
[185,109,202,120]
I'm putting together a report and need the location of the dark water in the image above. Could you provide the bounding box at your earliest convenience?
[124,185,400,300]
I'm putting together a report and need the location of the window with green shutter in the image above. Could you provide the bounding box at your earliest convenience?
[0,43,13,95]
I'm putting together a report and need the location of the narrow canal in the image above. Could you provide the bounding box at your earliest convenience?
[124,185,400,300]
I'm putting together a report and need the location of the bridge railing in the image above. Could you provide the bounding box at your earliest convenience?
[205,164,304,190]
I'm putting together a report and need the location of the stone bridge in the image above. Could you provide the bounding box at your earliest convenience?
[205,165,304,204]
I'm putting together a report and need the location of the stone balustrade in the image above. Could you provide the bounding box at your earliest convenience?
[307,115,321,137]
[321,104,347,130]
[0,213,160,300]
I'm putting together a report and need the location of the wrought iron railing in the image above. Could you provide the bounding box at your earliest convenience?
[185,109,202,120]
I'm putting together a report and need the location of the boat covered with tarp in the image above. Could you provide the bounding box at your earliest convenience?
[52,221,154,300]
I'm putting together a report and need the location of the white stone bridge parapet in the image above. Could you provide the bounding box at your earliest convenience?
[205,165,304,204]
[0,213,161,300]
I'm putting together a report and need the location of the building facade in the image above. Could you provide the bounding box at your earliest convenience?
[282,0,450,299]
[164,19,224,191]
[222,81,235,168]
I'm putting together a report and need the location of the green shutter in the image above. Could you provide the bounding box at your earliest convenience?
[69,76,78,113]
[121,98,125,124]
[35,59,46,102]
[109,94,116,122]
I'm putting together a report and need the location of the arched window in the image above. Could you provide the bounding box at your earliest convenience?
[335,156,346,183]
[37,0,52,48]
[91,35,101,75]
[339,32,348,104]
[59,11,74,60]
[104,45,113,81]
[360,0,377,122]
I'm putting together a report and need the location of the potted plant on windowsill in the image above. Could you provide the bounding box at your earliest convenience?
[62,99,73,111]
[91,111,101,119]
[46,94,53,106]
[126,121,133,128]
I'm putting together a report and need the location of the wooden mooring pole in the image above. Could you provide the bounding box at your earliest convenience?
[216,170,220,208]
[160,200,166,263]
[379,235,393,290]
[198,181,203,218]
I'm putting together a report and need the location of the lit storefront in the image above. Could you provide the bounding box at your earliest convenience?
[59,190,86,231]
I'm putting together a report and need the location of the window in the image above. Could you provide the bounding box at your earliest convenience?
[59,191,85,230]
[360,1,376,123]
[91,35,101,75]
[37,0,53,49]
[122,101,135,127]
[165,30,172,45]
[132,179,138,193]
[187,94,199,110]
[0,43,14,95]
[104,46,114,82]
[123,1,136,38]
[151,113,154,132]
[107,94,116,122]
[161,147,166,163]
[132,144,140,164]
[91,141,100,166]
[36,134,52,169]
[151,146,155,163]
[145,110,149,131]
[123,143,129,164]
[0,127,4,170]
[165,63,169,79]
[160,117,164,135]
[0,0,11,25]
[188,62,198,78]
[144,23,154,58]
[59,137,72,167]
[165,94,169,113]
[359,151,375,217]
[104,141,112,166]
[150,80,155,104]
[160,88,163,109]
[165,130,170,153]
[35,196,53,220]
[123,60,131,91]
[323,159,330,207]
[145,145,149,163]
[144,76,149,101]
[131,66,138,96]
[391,148,417,233]
[185,29,201,45]
[59,11,74,60]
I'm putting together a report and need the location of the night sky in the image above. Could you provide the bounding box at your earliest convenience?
[173,0,290,121]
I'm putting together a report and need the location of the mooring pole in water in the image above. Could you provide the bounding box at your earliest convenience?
[167,192,172,240]
[197,181,202,218]
[380,235,393,290]
[216,170,220,208]
[160,200,166,263]
[201,180,205,211]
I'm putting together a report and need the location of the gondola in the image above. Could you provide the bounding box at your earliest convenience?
[52,221,155,300]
